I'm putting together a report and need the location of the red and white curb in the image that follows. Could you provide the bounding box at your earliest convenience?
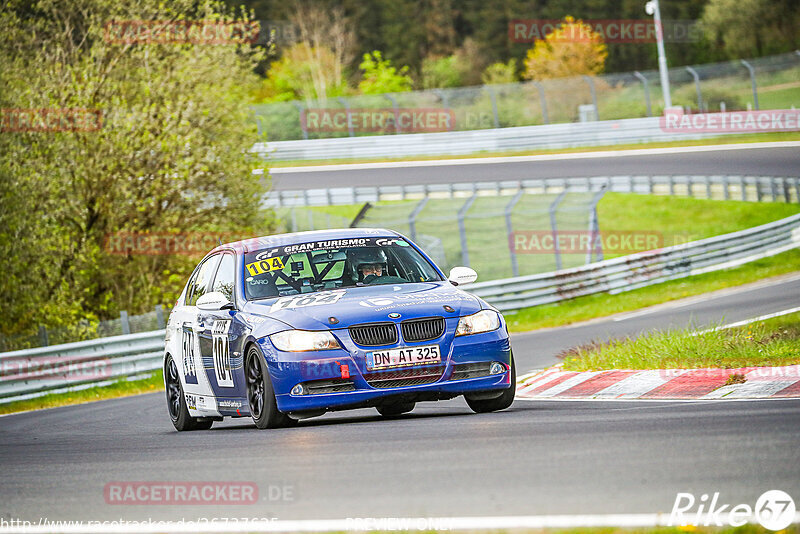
[516,365,800,400]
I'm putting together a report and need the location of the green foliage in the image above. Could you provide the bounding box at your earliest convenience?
[358,51,413,95]
[561,312,800,371]
[254,42,349,102]
[701,0,800,59]
[0,0,274,340]
[481,59,519,85]
[421,55,467,89]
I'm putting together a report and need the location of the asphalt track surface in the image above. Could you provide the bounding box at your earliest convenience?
[269,144,800,190]
[2,276,799,523]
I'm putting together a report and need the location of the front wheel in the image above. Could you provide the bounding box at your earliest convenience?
[246,346,296,429]
[465,355,516,414]
[165,356,212,431]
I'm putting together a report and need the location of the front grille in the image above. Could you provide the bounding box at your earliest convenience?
[349,322,398,347]
[364,365,445,389]
[449,362,493,381]
[401,317,445,342]
[304,378,355,395]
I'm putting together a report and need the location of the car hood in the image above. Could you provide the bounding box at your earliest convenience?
[244,282,483,331]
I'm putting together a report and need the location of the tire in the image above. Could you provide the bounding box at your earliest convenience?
[165,356,212,431]
[376,401,415,417]
[465,354,516,414]
[245,346,296,429]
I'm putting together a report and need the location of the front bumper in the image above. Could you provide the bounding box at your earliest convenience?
[263,329,512,414]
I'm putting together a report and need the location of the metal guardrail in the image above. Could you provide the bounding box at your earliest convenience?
[253,116,728,161]
[0,330,165,404]
[466,213,800,311]
[264,175,800,207]
[1,213,798,405]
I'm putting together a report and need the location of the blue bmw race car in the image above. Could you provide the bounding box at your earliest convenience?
[163,228,515,431]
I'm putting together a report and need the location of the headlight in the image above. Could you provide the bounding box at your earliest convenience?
[270,330,341,352]
[455,310,500,336]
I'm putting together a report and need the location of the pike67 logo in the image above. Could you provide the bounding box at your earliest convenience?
[669,490,796,530]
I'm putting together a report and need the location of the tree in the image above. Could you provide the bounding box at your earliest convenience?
[701,0,800,58]
[0,0,272,341]
[358,51,413,94]
[481,58,518,85]
[256,42,349,102]
[522,16,608,80]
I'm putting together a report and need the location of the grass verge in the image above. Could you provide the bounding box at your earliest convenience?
[0,371,163,416]
[267,131,800,167]
[559,312,800,371]
[505,248,800,333]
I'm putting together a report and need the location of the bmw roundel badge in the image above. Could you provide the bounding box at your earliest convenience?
[388,312,401,319]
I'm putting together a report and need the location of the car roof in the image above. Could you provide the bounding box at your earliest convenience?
[211,228,402,254]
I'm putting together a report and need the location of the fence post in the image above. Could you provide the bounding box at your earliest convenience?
[739,60,759,110]
[582,75,599,120]
[795,178,800,204]
[408,197,428,241]
[741,176,747,202]
[291,101,309,140]
[783,178,791,203]
[384,94,402,134]
[433,89,450,111]
[587,185,607,264]
[156,305,165,329]
[458,194,478,267]
[531,81,549,124]
[337,97,354,137]
[549,190,568,271]
[38,325,49,347]
[633,71,652,117]
[120,311,130,335]
[685,66,703,111]
[505,189,525,277]
[485,86,500,128]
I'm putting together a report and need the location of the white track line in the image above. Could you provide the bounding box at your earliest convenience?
[5,513,798,533]
[269,141,800,173]
[612,273,800,322]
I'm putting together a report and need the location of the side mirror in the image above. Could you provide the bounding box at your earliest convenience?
[196,291,235,311]
[448,266,478,286]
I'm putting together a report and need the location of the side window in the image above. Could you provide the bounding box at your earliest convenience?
[212,253,236,302]
[186,254,221,306]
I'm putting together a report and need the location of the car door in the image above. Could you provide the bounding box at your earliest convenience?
[176,253,221,401]
[196,252,248,411]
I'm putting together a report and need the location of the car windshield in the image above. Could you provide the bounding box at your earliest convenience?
[243,236,443,300]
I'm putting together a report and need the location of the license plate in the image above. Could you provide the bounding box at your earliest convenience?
[366,345,441,370]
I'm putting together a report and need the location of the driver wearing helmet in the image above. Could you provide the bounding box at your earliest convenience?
[349,247,405,285]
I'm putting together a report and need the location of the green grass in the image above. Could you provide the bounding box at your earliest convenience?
[505,248,800,333]
[560,311,800,371]
[266,131,800,167]
[0,371,163,415]
[596,194,800,258]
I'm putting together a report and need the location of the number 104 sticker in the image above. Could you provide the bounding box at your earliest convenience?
[270,290,346,312]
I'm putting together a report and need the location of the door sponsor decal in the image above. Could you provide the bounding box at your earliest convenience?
[212,320,234,388]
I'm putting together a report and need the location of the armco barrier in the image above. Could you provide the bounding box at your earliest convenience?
[1,214,798,405]
[0,330,165,404]
[264,175,800,207]
[254,116,740,161]
[466,213,800,310]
